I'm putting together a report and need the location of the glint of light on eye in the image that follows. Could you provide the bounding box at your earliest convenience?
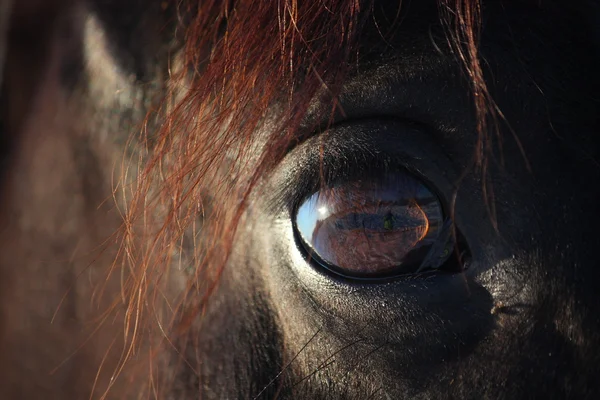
[294,171,455,278]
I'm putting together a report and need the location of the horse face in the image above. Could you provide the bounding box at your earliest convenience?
[1,1,599,399]
[197,2,600,398]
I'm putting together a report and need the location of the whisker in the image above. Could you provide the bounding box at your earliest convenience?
[291,337,366,389]
[252,327,322,399]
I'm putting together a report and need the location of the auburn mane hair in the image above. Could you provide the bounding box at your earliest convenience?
[113,0,492,394]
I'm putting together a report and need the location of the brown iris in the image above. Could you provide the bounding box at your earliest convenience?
[295,172,451,278]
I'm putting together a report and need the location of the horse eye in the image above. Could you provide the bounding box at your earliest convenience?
[294,171,457,279]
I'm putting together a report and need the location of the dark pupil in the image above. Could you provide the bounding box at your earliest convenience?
[295,171,452,278]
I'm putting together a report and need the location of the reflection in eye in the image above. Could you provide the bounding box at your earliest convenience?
[295,171,456,278]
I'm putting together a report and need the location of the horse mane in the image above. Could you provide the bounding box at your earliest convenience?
[113,0,491,394]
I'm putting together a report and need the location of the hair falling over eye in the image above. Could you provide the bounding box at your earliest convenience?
[115,0,492,391]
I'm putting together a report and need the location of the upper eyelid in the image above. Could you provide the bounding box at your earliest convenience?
[289,58,466,152]
[262,118,459,219]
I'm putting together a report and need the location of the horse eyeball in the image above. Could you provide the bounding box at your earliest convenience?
[294,171,455,279]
